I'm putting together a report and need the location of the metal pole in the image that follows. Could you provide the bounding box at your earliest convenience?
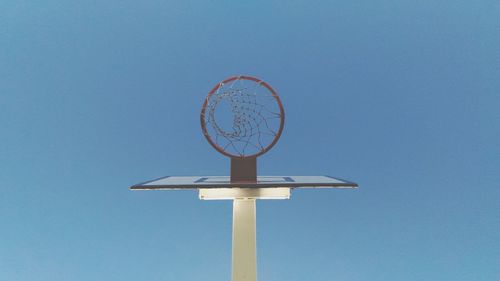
[232,199,257,281]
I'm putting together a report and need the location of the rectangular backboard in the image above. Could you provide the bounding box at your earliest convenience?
[130,175,358,190]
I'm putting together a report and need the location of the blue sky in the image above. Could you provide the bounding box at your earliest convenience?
[1,0,499,280]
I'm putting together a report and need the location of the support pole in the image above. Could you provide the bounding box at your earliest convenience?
[232,199,257,281]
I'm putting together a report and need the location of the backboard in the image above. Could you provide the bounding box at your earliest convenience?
[130,175,358,190]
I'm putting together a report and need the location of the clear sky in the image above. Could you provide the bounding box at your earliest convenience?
[1,1,499,280]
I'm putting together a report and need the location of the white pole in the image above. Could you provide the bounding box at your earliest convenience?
[232,199,257,281]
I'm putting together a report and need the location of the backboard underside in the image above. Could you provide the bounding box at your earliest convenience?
[130,175,358,190]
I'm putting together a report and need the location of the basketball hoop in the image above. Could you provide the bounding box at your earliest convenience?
[131,74,357,281]
[201,75,285,159]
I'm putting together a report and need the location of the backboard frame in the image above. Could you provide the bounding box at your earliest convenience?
[130,175,358,190]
